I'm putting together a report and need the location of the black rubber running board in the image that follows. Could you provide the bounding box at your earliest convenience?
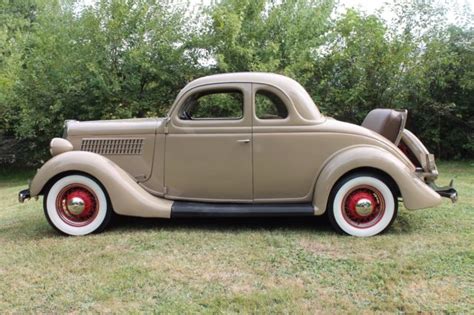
[171,202,314,218]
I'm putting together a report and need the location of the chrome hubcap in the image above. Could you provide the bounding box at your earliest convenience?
[67,197,85,215]
[355,198,374,216]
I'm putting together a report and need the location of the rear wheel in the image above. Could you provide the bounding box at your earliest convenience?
[44,174,112,236]
[327,172,398,237]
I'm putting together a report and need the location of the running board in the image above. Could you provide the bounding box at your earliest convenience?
[171,202,314,218]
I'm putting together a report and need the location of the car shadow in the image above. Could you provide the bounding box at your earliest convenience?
[107,213,415,236]
[108,215,334,234]
[2,212,413,241]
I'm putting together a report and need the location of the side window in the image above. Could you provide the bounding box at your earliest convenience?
[255,90,288,119]
[179,89,243,120]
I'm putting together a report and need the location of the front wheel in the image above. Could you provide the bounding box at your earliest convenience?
[327,172,398,237]
[44,174,112,236]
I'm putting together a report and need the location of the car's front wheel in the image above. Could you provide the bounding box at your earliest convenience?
[44,174,112,236]
[328,172,398,237]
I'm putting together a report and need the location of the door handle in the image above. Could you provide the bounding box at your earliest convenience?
[237,139,251,143]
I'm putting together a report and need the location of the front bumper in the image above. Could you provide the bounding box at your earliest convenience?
[18,189,31,203]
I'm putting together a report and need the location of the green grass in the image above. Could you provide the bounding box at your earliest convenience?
[0,162,473,313]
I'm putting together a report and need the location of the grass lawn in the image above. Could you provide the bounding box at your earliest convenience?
[0,162,473,313]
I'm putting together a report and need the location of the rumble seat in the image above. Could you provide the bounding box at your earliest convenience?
[362,109,407,145]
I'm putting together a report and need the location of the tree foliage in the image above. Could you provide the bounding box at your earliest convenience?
[0,0,472,163]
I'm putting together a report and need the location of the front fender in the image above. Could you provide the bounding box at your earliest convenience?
[312,145,442,215]
[30,151,172,218]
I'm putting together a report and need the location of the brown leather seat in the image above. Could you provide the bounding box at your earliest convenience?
[361,109,407,144]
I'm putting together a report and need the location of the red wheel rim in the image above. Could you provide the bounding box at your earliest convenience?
[341,185,385,229]
[55,183,99,227]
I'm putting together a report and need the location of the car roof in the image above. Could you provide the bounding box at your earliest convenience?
[180,72,322,121]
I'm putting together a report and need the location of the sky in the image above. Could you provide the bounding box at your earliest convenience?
[79,0,474,13]
[78,0,474,25]
[337,0,473,25]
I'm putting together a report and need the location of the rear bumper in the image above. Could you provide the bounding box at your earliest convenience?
[430,180,458,203]
[18,189,31,203]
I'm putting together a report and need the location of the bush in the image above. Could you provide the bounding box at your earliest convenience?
[0,0,472,164]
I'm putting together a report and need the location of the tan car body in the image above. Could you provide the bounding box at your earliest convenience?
[28,72,446,218]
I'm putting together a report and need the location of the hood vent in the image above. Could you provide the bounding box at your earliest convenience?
[81,138,144,155]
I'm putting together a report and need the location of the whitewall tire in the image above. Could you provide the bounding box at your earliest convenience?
[44,174,112,236]
[328,173,398,237]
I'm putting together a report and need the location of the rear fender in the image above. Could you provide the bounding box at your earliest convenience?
[30,151,172,218]
[312,146,442,215]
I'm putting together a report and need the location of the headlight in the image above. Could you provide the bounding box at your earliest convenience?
[50,138,73,156]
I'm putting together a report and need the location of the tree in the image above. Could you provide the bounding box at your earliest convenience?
[401,26,473,159]
[0,0,38,134]
[8,0,201,162]
[309,9,414,123]
[205,0,335,85]
[0,0,472,164]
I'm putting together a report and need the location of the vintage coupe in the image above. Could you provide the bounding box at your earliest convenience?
[18,73,457,237]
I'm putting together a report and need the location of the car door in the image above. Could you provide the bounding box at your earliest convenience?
[252,83,319,202]
[164,83,253,202]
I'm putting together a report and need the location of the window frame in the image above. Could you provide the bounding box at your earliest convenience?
[252,84,292,126]
[179,88,245,121]
[169,83,252,130]
[254,89,289,120]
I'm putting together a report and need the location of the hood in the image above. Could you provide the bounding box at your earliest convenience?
[65,118,165,137]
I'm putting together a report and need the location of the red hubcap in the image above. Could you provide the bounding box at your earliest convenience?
[342,185,385,228]
[56,184,99,227]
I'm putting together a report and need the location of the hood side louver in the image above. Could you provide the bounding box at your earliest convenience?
[81,138,144,155]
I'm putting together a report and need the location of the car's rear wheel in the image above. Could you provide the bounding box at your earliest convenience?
[327,172,398,237]
[44,174,112,236]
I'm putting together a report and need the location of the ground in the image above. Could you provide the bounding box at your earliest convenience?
[0,162,473,313]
